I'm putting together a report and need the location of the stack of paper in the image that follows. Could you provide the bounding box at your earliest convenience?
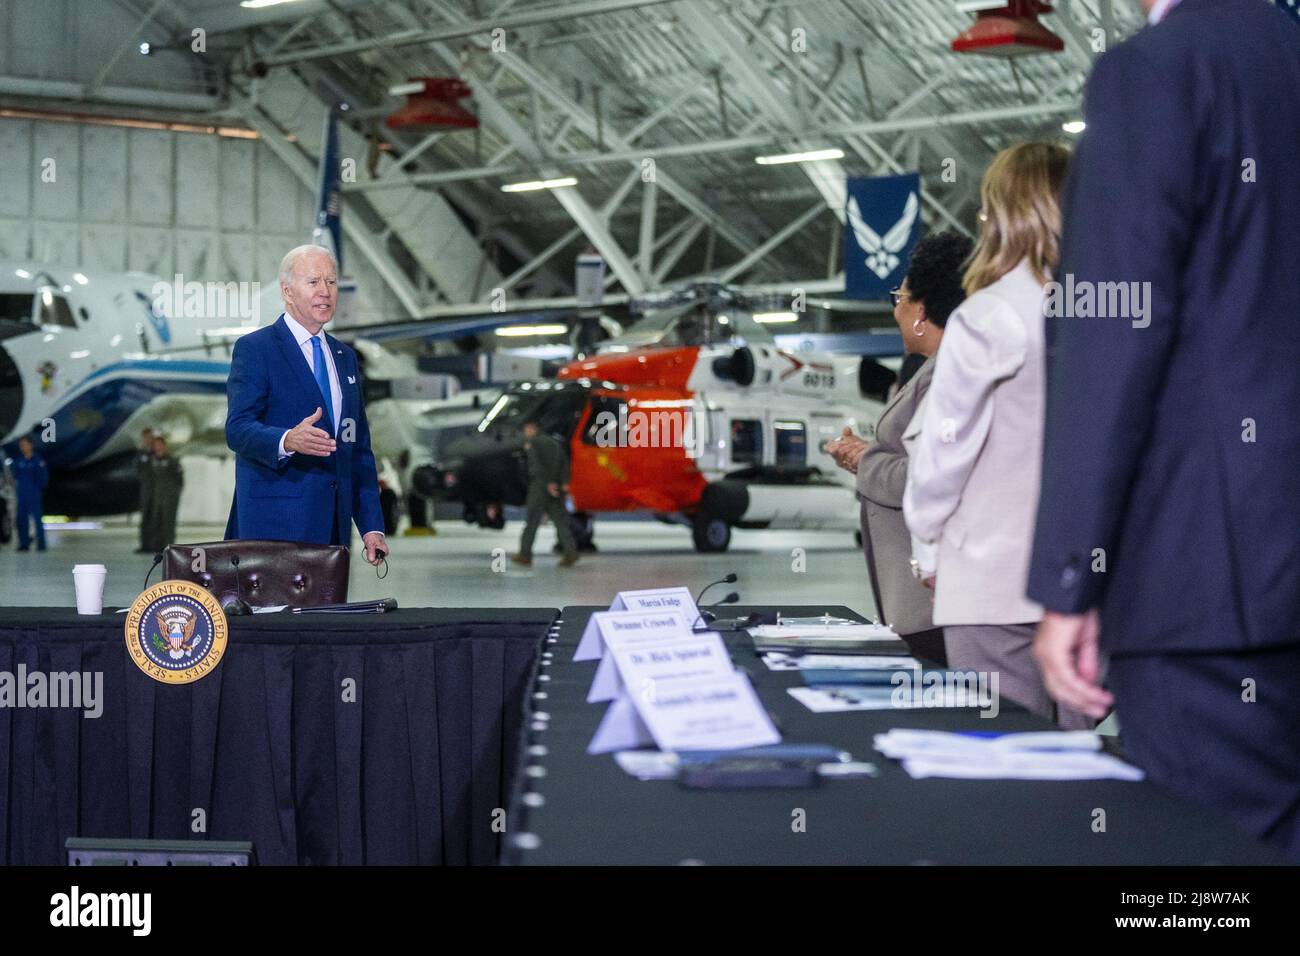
[873,729,1145,781]
[750,623,910,655]
[761,652,921,672]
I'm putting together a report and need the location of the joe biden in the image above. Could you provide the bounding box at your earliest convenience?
[224,244,388,566]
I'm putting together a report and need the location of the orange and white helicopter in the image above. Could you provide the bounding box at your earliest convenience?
[416,285,894,551]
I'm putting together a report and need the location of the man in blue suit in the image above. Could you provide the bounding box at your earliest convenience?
[225,244,389,566]
[1028,0,1300,860]
[11,437,49,552]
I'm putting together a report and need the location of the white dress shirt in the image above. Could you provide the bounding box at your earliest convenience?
[1147,0,1182,24]
[277,311,342,458]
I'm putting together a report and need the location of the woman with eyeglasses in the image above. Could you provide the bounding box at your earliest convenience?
[827,231,971,665]
[901,142,1089,728]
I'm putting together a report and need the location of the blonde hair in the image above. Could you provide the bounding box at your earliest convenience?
[963,142,1069,294]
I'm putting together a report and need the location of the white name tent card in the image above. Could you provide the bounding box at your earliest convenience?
[612,586,700,619]
[588,672,780,755]
[588,694,654,754]
[587,628,733,703]
[635,672,780,752]
[573,588,701,661]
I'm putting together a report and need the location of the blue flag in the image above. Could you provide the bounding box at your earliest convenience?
[843,173,921,299]
[312,111,343,272]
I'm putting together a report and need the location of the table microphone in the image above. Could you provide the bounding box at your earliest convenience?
[142,552,164,591]
[695,573,738,607]
[224,555,251,617]
[692,591,740,629]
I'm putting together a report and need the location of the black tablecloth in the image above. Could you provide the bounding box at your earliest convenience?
[505,606,1282,865]
[0,607,557,865]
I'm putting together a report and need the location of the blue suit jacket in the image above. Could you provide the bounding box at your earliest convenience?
[1027,0,1300,653]
[224,314,383,546]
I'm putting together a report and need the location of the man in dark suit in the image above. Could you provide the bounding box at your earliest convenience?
[225,245,388,565]
[511,418,578,568]
[1028,0,1300,860]
[136,427,155,553]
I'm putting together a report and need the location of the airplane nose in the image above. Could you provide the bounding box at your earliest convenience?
[0,344,22,439]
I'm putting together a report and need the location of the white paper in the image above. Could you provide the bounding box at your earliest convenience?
[750,623,902,641]
[762,652,922,672]
[787,685,915,712]
[588,630,732,703]
[900,753,1144,782]
[871,728,1142,782]
[636,672,780,752]
[873,729,1102,760]
[613,750,680,780]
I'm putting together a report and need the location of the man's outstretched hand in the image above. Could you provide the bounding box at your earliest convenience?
[363,531,388,567]
[285,407,337,456]
[1033,609,1114,719]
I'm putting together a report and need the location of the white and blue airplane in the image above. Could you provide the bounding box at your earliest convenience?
[0,261,284,516]
[0,111,600,521]
[0,113,442,517]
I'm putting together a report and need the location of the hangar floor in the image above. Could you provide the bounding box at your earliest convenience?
[0,519,880,618]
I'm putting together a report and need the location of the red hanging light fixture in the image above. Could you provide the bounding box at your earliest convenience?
[950,0,1066,57]
[385,77,479,130]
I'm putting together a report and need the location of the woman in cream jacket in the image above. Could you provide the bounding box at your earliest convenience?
[903,142,1089,729]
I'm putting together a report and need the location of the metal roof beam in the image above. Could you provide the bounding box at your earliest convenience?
[253,0,683,68]
[229,90,424,318]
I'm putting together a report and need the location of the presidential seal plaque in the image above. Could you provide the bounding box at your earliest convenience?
[124,580,228,684]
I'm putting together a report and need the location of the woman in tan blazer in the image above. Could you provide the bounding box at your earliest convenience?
[828,232,971,665]
[902,142,1089,729]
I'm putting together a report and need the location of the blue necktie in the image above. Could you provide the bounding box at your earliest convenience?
[310,335,335,436]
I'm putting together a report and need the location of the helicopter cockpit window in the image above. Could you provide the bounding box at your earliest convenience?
[0,293,36,327]
[477,387,586,438]
[38,291,77,329]
[582,395,625,446]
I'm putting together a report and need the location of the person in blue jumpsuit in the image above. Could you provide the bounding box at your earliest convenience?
[11,437,49,552]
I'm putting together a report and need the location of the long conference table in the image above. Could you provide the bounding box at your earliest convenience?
[0,607,558,865]
[503,606,1283,865]
[0,604,1282,866]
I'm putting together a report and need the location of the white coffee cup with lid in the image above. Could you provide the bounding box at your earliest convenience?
[72,564,108,615]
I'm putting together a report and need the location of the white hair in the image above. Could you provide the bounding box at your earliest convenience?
[279,244,337,286]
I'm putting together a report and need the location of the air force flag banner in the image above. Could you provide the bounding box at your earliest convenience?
[312,111,344,271]
[844,173,921,299]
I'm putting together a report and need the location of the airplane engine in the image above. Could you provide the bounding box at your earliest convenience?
[41,452,142,516]
[710,346,756,387]
[703,344,868,404]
